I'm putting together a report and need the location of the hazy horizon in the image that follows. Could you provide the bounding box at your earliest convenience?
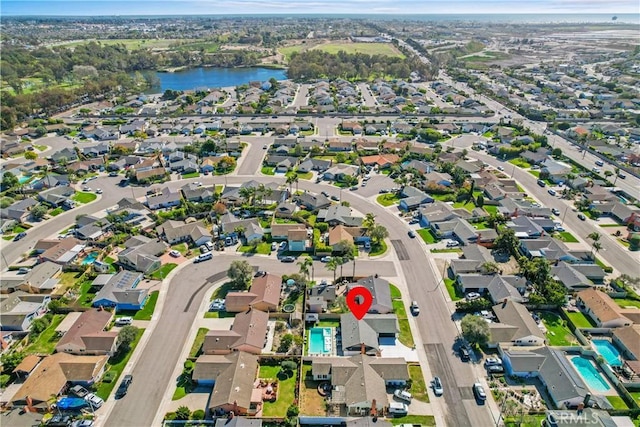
[2,0,639,16]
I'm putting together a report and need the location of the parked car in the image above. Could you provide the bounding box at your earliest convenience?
[321,191,329,197]
[109,171,119,177]
[84,393,104,409]
[547,189,556,196]
[195,252,213,263]
[254,270,267,277]
[13,232,27,241]
[473,383,487,402]
[115,317,133,326]
[577,213,586,221]
[320,256,332,263]
[350,186,358,191]
[618,173,626,179]
[465,292,481,301]
[537,179,546,187]
[446,240,460,248]
[484,357,502,366]
[199,245,210,253]
[95,188,103,194]
[591,167,601,174]
[169,250,181,258]
[393,389,412,403]
[70,385,89,398]
[388,402,409,415]
[410,301,420,316]
[115,374,133,398]
[459,346,471,362]
[71,420,94,427]
[17,267,31,275]
[408,230,416,238]
[271,242,278,251]
[280,256,296,263]
[595,160,604,167]
[487,365,505,374]
[551,208,560,215]
[431,377,444,396]
[279,241,287,251]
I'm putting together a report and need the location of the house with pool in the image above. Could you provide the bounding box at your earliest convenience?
[612,325,640,363]
[340,313,398,356]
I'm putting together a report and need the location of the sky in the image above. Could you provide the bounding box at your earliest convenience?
[1,0,639,16]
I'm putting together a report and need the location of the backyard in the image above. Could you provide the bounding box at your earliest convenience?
[24,314,65,354]
[259,365,297,417]
[300,363,326,416]
[539,312,578,346]
[564,310,595,328]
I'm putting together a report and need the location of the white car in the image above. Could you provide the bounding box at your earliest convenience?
[169,250,181,258]
[484,357,502,366]
[271,242,278,251]
[393,389,412,403]
[320,256,332,263]
[466,292,481,301]
[279,241,287,251]
[84,393,104,409]
[82,186,91,192]
[95,188,103,194]
[446,240,460,248]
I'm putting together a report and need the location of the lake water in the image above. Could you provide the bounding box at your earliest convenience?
[151,67,288,92]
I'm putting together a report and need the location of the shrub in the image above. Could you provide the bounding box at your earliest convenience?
[0,374,11,388]
[275,321,286,332]
[184,359,194,372]
[315,222,328,233]
[287,404,300,418]
[175,406,191,420]
[164,412,176,421]
[191,409,205,420]
[281,360,297,372]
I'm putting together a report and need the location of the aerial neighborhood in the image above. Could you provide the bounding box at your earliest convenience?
[0,12,639,427]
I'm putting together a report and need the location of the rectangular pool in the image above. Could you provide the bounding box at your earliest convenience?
[309,327,332,355]
[570,356,611,393]
[592,340,622,367]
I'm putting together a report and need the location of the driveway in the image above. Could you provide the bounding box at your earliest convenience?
[379,339,419,362]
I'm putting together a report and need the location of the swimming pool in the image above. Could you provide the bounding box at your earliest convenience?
[81,251,100,265]
[570,356,611,393]
[309,327,332,355]
[592,340,623,367]
[18,175,31,184]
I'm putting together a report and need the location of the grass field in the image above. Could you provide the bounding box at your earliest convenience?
[508,158,531,168]
[389,284,402,299]
[25,314,65,354]
[72,192,97,204]
[606,395,628,409]
[53,38,192,50]
[377,193,401,206]
[134,291,159,321]
[95,329,144,401]
[190,328,209,358]
[1,77,82,95]
[614,298,640,309]
[390,416,436,426]
[149,263,177,280]
[444,278,463,301]
[280,42,405,60]
[462,51,510,62]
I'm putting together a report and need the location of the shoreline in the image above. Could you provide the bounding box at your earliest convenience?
[158,64,287,73]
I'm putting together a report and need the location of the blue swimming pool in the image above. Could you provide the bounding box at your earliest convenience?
[18,175,31,184]
[593,340,623,367]
[81,251,100,265]
[570,356,611,393]
[309,327,332,355]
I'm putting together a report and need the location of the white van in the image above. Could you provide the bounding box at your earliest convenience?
[195,252,213,263]
[115,317,133,326]
[388,402,409,415]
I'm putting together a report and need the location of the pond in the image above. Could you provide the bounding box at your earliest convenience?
[149,67,288,92]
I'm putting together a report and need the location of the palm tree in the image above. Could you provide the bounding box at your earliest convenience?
[297,256,314,282]
[326,257,339,283]
[341,242,356,279]
[587,231,601,257]
[613,167,620,185]
[363,213,376,230]
[592,242,602,257]
[286,174,296,199]
[238,186,254,206]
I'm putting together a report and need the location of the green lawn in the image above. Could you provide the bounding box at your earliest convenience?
[540,312,578,346]
[314,42,405,58]
[393,300,407,318]
[57,38,191,50]
[453,200,476,212]
[149,263,177,280]
[261,166,275,175]
[528,170,541,178]
[190,328,209,358]
[204,310,235,318]
[389,284,402,299]
[398,319,414,348]
[72,192,97,204]
[431,248,463,253]
[564,310,595,328]
[408,364,430,403]
[171,243,189,255]
[316,320,340,328]
[369,240,387,256]
[472,221,490,230]
[76,280,96,307]
[134,291,159,321]
[503,415,546,427]
[508,158,531,168]
[25,314,65,354]
[377,193,401,207]
[260,365,297,417]
[444,278,463,301]
[238,242,272,254]
[390,416,436,426]
[606,395,628,409]
[417,228,437,244]
[182,172,200,179]
[630,391,640,406]
[49,207,64,216]
[95,328,144,400]
[614,298,640,309]
[557,231,579,243]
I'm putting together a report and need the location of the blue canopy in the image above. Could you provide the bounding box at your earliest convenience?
[57,397,87,410]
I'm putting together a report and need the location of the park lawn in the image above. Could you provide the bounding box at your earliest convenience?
[445,278,463,301]
[182,172,200,179]
[393,300,407,318]
[190,328,209,358]
[614,298,640,309]
[72,192,97,204]
[369,240,387,256]
[397,318,414,348]
[25,314,65,354]
[260,365,297,417]
[453,200,475,212]
[95,328,144,400]
[508,158,531,168]
[149,263,177,280]
[540,312,577,346]
[606,395,628,410]
[564,310,595,328]
[261,166,275,175]
[49,207,64,216]
[408,364,430,403]
[389,284,402,299]
[134,291,159,321]
[417,228,437,244]
[390,416,436,426]
[314,42,405,58]
[377,193,401,207]
[557,231,579,243]
[278,45,303,60]
[237,243,271,254]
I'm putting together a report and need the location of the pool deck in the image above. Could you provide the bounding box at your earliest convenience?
[565,355,618,396]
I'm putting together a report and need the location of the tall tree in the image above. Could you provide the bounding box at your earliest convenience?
[461,314,490,347]
[297,256,313,282]
[228,260,253,289]
[326,257,339,283]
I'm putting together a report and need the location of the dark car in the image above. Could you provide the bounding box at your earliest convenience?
[408,230,416,238]
[473,383,487,403]
[254,270,267,277]
[281,256,296,263]
[577,213,586,221]
[13,232,27,241]
[115,374,133,398]
[118,179,130,187]
[459,347,471,362]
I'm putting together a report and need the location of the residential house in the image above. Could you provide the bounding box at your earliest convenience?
[0,198,38,222]
[270,223,307,241]
[418,202,472,228]
[274,201,296,218]
[431,218,481,246]
[310,354,409,416]
[30,174,70,190]
[38,186,75,208]
[294,192,331,212]
[450,245,495,276]
[399,186,433,212]
[506,216,546,239]
[597,202,640,230]
[540,159,572,183]
[552,262,604,291]
[0,292,51,331]
[287,227,308,252]
[193,351,261,416]
[50,147,78,165]
[225,274,282,313]
[498,198,552,219]
[55,309,118,356]
[612,325,640,361]
[16,261,62,294]
[117,235,166,273]
[457,275,525,304]
[576,289,634,328]
[521,148,549,165]
[543,409,633,427]
[347,276,393,314]
[306,283,337,313]
[340,313,398,356]
[298,158,332,174]
[92,270,146,312]
[520,238,592,264]
[9,353,108,410]
[219,214,264,244]
[214,416,262,427]
[322,164,359,182]
[318,205,363,227]
[484,180,526,201]
[180,183,215,203]
[202,309,269,355]
[146,187,182,210]
[157,220,211,247]
[38,237,86,265]
[489,300,546,347]
[328,225,368,249]
[359,154,399,169]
